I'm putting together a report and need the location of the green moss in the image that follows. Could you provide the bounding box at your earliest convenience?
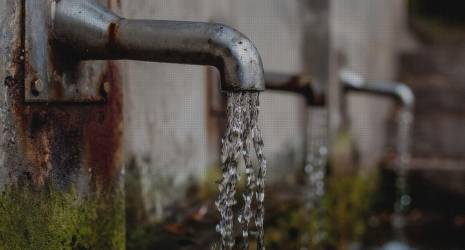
[301,174,377,249]
[263,173,378,250]
[0,184,125,250]
[198,163,222,200]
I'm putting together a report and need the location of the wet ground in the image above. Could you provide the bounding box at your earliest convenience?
[126,170,465,250]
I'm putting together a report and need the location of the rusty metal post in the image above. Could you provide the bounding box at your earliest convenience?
[0,0,125,248]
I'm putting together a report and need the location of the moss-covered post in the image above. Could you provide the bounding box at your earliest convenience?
[0,1,125,249]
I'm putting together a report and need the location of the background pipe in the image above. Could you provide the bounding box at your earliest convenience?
[264,72,326,106]
[52,0,265,92]
[340,69,415,108]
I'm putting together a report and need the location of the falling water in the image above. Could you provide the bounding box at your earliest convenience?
[238,93,256,250]
[301,108,328,249]
[251,93,267,250]
[215,92,267,250]
[304,108,329,210]
[392,107,414,237]
[216,93,243,249]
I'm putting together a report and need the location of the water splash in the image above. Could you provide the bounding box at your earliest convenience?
[302,108,328,248]
[216,92,267,250]
[393,108,414,234]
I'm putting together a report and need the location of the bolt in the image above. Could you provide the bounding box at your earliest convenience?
[31,79,44,96]
[4,76,14,87]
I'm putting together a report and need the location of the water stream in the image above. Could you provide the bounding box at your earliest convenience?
[392,108,414,238]
[216,92,267,250]
[301,108,329,248]
[304,108,329,210]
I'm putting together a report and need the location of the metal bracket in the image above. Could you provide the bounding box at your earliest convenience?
[24,0,110,103]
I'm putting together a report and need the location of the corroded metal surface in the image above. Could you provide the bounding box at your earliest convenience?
[0,0,125,248]
[10,61,123,187]
[19,0,124,189]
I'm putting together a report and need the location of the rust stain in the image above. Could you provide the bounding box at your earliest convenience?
[107,0,122,10]
[9,58,123,190]
[108,21,119,53]
[6,0,123,190]
[84,61,123,189]
[3,1,123,190]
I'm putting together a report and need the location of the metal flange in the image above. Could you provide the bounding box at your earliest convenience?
[24,0,110,103]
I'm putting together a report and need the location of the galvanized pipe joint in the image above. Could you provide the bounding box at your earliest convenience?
[51,0,265,92]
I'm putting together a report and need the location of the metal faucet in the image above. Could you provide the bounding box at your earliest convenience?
[340,70,414,109]
[264,72,325,106]
[51,0,265,92]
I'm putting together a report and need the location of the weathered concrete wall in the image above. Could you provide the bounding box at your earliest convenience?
[121,1,210,220]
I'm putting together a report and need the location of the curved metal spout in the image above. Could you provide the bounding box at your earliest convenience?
[340,70,414,108]
[52,0,265,92]
[264,72,325,106]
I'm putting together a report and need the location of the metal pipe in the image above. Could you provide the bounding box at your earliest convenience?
[264,72,325,106]
[340,70,414,108]
[51,0,265,92]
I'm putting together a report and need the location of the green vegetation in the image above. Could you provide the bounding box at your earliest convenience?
[0,184,125,250]
[264,173,377,250]
[317,174,376,248]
